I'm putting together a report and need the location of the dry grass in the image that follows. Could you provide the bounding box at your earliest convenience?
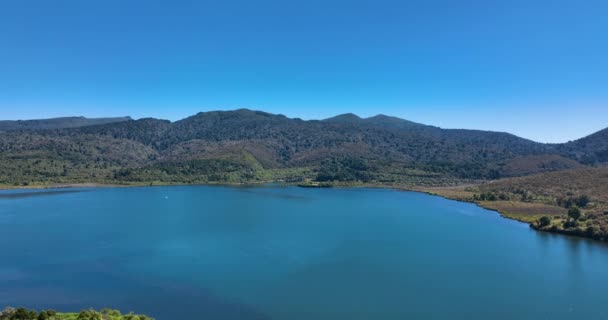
[478,201,567,223]
[417,185,567,223]
[482,166,608,213]
[420,167,608,241]
[414,185,477,202]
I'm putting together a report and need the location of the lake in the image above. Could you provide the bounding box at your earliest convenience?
[1,185,608,319]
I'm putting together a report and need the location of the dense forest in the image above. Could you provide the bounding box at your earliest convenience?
[1,109,605,187]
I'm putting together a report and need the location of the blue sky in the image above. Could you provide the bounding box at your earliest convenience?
[0,0,606,143]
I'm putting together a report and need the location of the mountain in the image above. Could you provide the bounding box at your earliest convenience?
[0,116,132,132]
[0,109,605,186]
[323,113,363,123]
[324,113,434,130]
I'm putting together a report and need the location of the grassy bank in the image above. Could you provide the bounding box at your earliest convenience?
[416,186,566,223]
[416,175,608,243]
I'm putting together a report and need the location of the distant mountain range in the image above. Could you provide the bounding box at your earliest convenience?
[0,116,132,132]
[0,109,606,186]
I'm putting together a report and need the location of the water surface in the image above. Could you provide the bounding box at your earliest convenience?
[1,186,607,319]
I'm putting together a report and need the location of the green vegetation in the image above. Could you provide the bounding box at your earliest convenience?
[3,108,605,189]
[568,206,582,220]
[538,216,552,228]
[0,308,152,320]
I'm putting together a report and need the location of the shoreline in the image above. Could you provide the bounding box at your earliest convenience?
[1,180,602,243]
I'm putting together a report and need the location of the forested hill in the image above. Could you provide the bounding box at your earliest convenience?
[556,127,608,164]
[0,109,605,186]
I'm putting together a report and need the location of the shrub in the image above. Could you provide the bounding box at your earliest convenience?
[77,310,102,320]
[538,216,551,227]
[37,311,48,320]
[14,308,31,320]
[101,309,121,317]
[568,206,582,220]
[563,220,578,229]
[0,308,16,320]
[586,226,601,238]
[575,195,590,208]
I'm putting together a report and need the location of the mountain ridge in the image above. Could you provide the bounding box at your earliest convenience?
[0,116,132,132]
[0,109,605,188]
[2,110,604,144]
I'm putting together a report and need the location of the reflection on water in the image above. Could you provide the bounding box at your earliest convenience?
[0,189,85,199]
[234,187,312,200]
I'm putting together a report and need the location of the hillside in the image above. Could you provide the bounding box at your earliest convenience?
[480,166,608,209]
[0,109,605,188]
[556,128,608,164]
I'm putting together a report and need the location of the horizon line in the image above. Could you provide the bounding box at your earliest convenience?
[1,107,605,144]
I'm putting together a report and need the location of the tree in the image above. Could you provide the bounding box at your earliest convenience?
[77,310,102,320]
[77,310,91,320]
[568,206,582,220]
[14,308,30,320]
[37,311,48,320]
[563,219,577,229]
[538,216,551,227]
[0,307,16,319]
[575,195,590,208]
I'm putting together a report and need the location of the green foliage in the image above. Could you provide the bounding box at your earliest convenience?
[568,206,582,220]
[2,109,600,187]
[575,195,590,208]
[77,310,102,320]
[557,195,590,208]
[563,219,578,229]
[474,192,498,201]
[538,216,552,228]
[14,308,31,320]
[315,157,373,182]
[36,311,48,320]
[0,307,152,320]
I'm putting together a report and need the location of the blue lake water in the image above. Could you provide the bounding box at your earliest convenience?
[1,186,608,319]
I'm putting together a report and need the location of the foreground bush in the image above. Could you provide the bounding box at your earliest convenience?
[0,307,153,320]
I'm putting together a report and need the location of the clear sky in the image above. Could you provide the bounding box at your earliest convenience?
[0,0,606,143]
